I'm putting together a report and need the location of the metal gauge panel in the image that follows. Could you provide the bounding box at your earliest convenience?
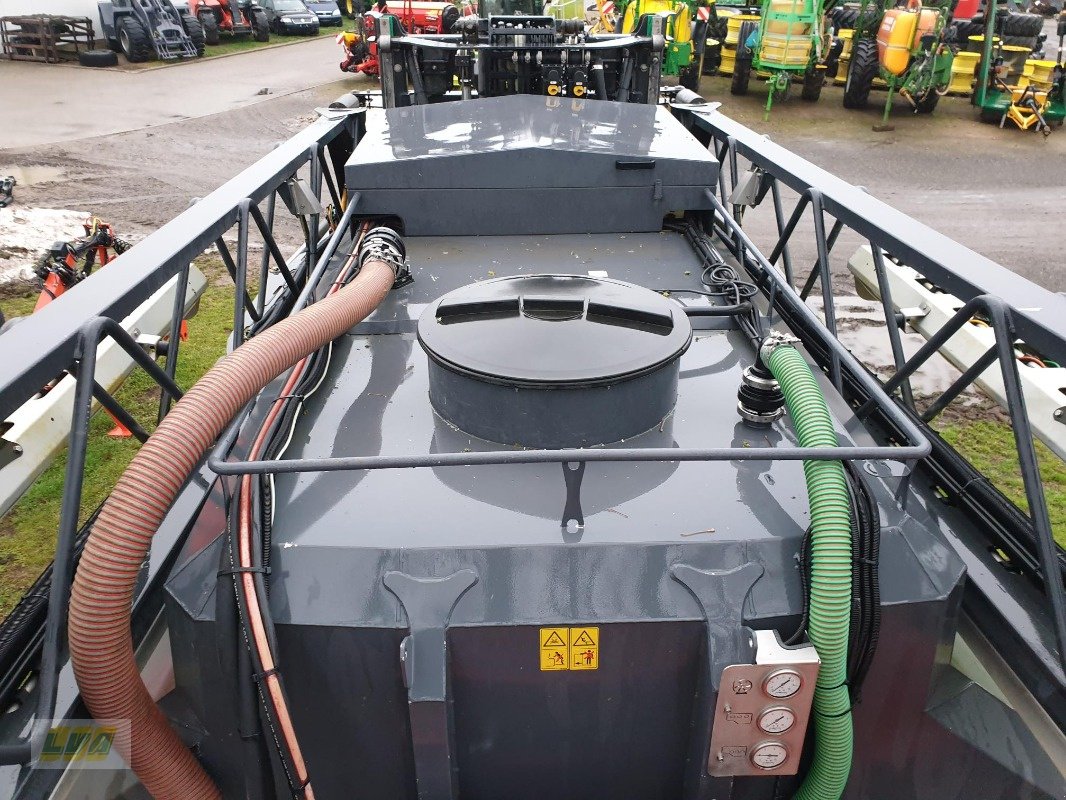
[707,631,820,777]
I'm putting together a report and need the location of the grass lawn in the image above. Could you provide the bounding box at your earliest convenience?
[0,258,231,617]
[935,419,1066,547]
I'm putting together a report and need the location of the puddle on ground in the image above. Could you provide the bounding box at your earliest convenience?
[808,295,974,401]
[0,166,66,187]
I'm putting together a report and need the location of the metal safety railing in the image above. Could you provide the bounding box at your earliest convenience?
[0,106,365,765]
[676,103,1066,684]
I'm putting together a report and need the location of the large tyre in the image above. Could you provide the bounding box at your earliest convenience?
[854,3,882,32]
[251,9,271,41]
[78,48,119,67]
[1001,11,1043,36]
[843,36,878,108]
[181,14,207,56]
[199,10,220,45]
[702,34,722,75]
[117,16,152,63]
[913,89,941,113]
[731,20,756,95]
[949,18,985,45]
[1001,34,1038,48]
[680,61,701,91]
[731,56,752,94]
[801,65,824,100]
[708,14,728,45]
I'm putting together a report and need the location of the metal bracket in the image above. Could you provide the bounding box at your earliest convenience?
[383,569,477,800]
[729,165,771,209]
[670,562,764,687]
[276,177,323,217]
[561,461,586,529]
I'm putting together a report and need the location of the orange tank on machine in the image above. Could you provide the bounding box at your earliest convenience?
[877,1,939,75]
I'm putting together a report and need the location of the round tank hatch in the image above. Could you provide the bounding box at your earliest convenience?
[417,274,692,448]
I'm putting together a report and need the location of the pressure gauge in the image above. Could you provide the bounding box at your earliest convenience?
[763,668,803,699]
[757,707,796,734]
[750,742,789,770]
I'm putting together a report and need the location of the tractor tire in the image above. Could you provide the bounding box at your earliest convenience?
[680,62,701,92]
[913,89,941,113]
[702,33,722,75]
[843,36,878,108]
[1001,34,1038,49]
[117,16,152,63]
[854,3,882,32]
[78,48,119,67]
[834,7,858,30]
[252,9,271,42]
[731,57,752,95]
[949,19,985,45]
[1001,11,1043,37]
[181,14,207,56]
[199,10,221,45]
[801,66,824,101]
[708,15,728,46]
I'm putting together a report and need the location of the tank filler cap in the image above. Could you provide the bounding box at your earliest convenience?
[417,274,692,448]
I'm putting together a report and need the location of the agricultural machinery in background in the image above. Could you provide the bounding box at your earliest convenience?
[973,0,1065,131]
[98,0,207,61]
[187,0,271,44]
[338,0,460,76]
[842,0,953,126]
[611,0,710,90]
[31,219,132,313]
[729,0,837,114]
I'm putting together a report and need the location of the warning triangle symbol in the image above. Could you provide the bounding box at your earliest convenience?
[573,631,596,646]
[543,631,567,648]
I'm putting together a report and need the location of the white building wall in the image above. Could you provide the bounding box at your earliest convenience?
[0,0,102,19]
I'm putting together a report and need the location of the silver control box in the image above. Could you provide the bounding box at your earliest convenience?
[707,630,820,777]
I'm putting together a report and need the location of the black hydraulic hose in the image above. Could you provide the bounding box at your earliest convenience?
[216,506,270,799]
[683,302,753,317]
[228,481,301,794]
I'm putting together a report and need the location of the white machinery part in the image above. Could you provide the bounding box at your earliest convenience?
[0,266,208,518]
[847,245,1066,462]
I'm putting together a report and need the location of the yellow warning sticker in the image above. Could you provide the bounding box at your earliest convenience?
[539,627,569,671]
[570,627,599,671]
[538,626,599,671]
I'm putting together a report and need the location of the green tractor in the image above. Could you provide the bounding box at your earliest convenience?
[614,0,712,90]
[729,0,837,115]
[842,0,954,128]
[972,0,1065,132]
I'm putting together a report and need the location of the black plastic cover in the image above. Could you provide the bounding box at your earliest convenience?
[418,274,692,388]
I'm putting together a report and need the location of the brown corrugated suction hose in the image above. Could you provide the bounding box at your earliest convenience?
[68,257,397,800]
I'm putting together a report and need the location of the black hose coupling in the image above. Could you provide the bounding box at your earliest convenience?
[737,358,785,427]
[358,227,410,287]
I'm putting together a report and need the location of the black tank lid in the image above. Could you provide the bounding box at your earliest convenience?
[417,275,692,388]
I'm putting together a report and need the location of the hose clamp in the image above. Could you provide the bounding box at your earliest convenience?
[357,226,409,285]
[759,332,800,362]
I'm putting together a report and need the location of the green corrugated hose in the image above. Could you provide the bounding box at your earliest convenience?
[763,340,853,800]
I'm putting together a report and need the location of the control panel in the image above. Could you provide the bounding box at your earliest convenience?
[707,630,820,777]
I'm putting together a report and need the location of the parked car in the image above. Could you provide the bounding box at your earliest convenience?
[305,0,344,24]
[260,0,321,34]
